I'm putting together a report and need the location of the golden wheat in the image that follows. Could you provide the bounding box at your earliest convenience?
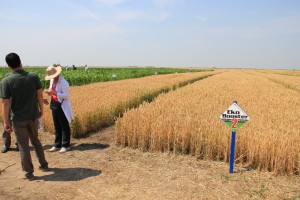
[116,70,300,174]
[258,71,300,93]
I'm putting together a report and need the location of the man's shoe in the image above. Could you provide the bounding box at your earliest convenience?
[59,147,71,153]
[22,173,35,181]
[39,164,50,172]
[48,147,59,152]
[1,146,9,153]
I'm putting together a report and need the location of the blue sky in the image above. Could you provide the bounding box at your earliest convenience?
[0,0,299,69]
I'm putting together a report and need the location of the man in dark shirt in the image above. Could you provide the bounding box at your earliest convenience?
[1,53,49,180]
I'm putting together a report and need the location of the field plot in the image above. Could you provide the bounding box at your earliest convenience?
[257,71,300,93]
[116,70,300,174]
[258,69,300,77]
[40,71,218,137]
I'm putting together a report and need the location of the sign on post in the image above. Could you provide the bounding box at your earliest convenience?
[220,101,250,173]
[220,101,250,131]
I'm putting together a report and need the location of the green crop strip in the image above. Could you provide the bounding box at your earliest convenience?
[0,67,212,88]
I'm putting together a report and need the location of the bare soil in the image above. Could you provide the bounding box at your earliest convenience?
[0,126,300,200]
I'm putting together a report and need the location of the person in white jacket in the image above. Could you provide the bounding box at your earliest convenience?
[44,65,74,153]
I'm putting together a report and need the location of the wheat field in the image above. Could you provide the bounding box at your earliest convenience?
[116,70,300,174]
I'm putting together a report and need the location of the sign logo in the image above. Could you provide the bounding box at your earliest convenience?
[220,102,250,131]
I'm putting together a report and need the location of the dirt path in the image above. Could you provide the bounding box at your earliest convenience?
[0,126,299,200]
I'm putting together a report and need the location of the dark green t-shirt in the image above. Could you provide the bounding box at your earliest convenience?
[1,69,42,121]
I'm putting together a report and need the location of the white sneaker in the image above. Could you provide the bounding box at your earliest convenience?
[59,147,71,153]
[48,147,59,152]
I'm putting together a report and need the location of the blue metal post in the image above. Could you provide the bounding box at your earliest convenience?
[229,131,236,173]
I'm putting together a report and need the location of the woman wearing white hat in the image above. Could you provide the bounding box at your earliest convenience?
[44,65,74,153]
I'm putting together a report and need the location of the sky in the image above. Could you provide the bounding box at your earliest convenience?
[0,0,300,69]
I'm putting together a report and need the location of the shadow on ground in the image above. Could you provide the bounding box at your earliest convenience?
[42,143,110,151]
[74,143,110,151]
[37,168,101,181]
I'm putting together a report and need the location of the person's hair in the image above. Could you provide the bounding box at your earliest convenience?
[5,53,21,69]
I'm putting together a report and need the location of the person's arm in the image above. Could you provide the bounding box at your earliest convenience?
[37,89,44,117]
[44,79,53,96]
[56,78,70,101]
[56,85,69,100]
[2,98,12,132]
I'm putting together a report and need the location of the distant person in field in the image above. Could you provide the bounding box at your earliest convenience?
[2,52,49,181]
[0,73,19,153]
[66,65,69,71]
[85,65,89,73]
[44,65,74,153]
[72,65,77,70]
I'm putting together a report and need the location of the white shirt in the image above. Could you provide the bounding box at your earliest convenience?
[49,76,74,123]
